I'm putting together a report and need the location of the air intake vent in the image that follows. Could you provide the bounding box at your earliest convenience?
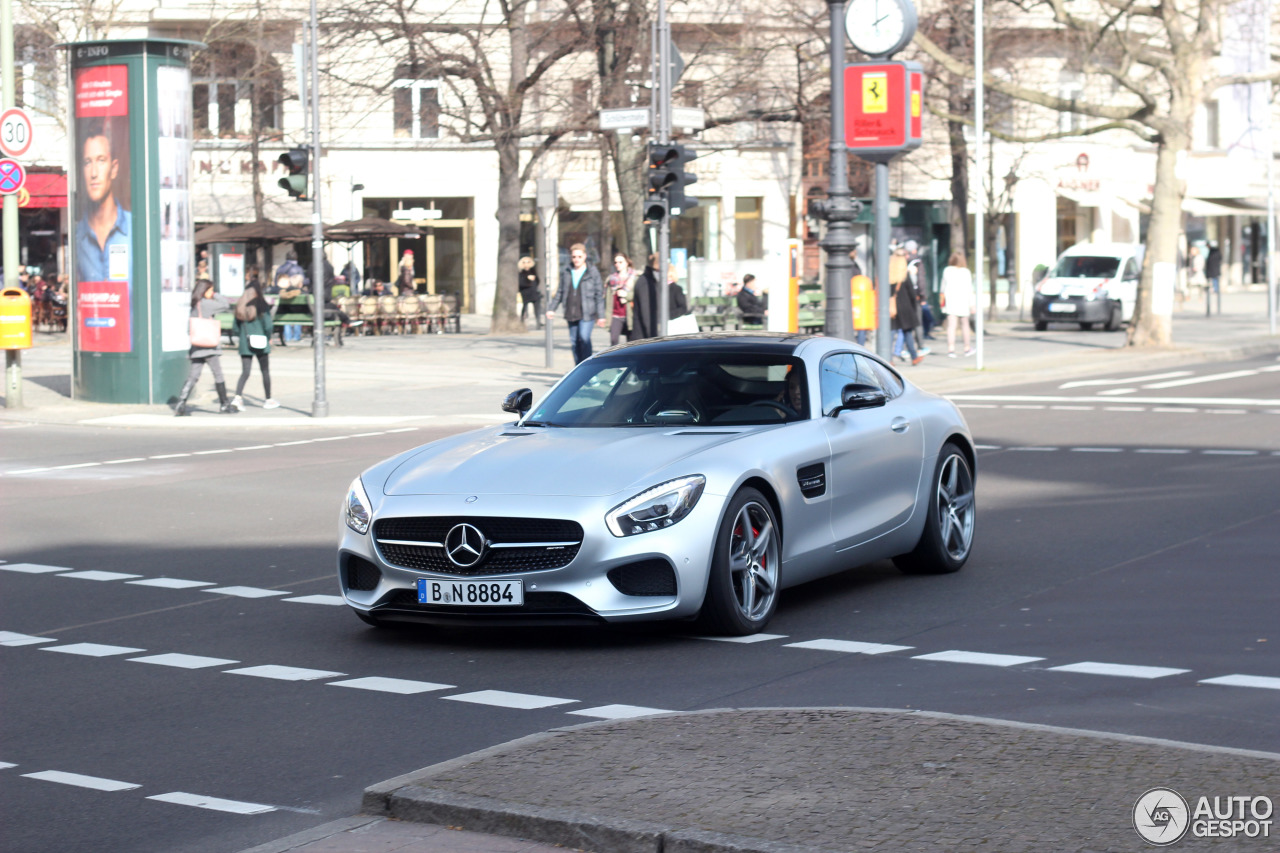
[607,559,678,596]
[797,462,826,498]
[345,555,381,591]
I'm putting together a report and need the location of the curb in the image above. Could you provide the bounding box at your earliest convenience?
[361,707,1280,853]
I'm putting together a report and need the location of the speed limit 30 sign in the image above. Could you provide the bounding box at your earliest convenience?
[0,108,33,159]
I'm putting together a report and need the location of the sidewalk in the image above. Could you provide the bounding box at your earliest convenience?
[3,288,1277,428]
[247,708,1280,853]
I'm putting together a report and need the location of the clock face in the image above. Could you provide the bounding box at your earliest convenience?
[845,0,914,58]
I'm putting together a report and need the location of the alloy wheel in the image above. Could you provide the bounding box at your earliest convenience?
[728,501,779,622]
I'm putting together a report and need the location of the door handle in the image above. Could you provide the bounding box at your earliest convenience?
[891,417,910,433]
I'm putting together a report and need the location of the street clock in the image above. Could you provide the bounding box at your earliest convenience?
[844,0,918,59]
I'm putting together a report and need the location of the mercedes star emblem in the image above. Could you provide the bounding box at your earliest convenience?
[444,523,486,567]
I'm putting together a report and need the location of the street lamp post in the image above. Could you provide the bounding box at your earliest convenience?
[819,0,858,342]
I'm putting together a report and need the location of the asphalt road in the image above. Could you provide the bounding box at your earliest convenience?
[2,352,1278,853]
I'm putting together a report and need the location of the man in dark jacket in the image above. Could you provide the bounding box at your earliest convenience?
[546,243,606,364]
[736,274,766,325]
[1204,243,1222,295]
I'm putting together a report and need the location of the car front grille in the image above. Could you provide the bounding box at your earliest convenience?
[345,555,382,591]
[373,516,584,577]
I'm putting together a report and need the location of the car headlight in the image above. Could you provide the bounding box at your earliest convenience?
[606,475,705,537]
[345,477,372,535]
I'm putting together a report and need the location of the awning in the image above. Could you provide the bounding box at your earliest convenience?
[1182,197,1266,217]
[20,172,67,209]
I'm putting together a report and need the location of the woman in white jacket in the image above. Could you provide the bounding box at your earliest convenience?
[940,251,975,357]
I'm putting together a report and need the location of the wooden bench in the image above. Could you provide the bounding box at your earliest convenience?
[796,288,825,334]
[272,294,343,346]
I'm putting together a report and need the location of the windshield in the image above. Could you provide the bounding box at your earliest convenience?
[525,351,809,428]
[1054,255,1120,278]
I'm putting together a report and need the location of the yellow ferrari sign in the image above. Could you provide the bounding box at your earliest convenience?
[862,72,889,114]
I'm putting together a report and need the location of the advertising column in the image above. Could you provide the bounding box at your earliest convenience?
[66,39,200,403]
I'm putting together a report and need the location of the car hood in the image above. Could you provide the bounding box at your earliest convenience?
[382,425,750,497]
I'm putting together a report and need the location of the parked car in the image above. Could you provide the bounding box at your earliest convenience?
[338,333,977,635]
[1032,242,1143,331]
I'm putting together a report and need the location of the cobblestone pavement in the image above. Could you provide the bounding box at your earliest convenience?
[251,708,1280,853]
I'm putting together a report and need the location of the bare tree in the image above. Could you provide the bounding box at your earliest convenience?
[915,0,1280,346]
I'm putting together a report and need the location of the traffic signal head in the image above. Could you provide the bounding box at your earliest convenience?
[644,194,668,224]
[278,147,309,200]
[667,144,698,216]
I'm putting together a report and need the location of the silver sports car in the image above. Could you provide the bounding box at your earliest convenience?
[339,333,976,635]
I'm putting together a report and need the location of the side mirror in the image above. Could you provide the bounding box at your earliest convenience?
[502,388,533,416]
[833,382,887,414]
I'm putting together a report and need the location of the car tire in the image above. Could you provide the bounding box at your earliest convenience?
[893,442,976,575]
[1079,322,1094,331]
[699,487,780,635]
[1034,320,1047,332]
[1104,303,1121,331]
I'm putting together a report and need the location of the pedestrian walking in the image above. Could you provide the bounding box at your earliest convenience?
[398,250,416,293]
[889,250,925,365]
[230,279,279,410]
[606,252,636,345]
[940,251,975,357]
[517,256,543,328]
[1204,243,1222,295]
[631,255,661,339]
[174,279,238,416]
[546,243,606,364]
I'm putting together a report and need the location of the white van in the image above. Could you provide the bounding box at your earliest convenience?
[1032,243,1143,331]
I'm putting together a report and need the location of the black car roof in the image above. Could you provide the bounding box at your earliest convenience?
[602,331,813,356]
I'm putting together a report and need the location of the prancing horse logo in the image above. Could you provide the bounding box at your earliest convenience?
[444,523,486,567]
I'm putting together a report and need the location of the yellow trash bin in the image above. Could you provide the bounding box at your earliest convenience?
[0,287,33,350]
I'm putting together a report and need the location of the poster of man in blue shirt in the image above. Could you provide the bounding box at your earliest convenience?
[75,117,132,284]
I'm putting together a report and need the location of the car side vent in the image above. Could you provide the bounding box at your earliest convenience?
[671,431,740,436]
[797,463,826,498]
[345,555,381,591]
[500,431,534,436]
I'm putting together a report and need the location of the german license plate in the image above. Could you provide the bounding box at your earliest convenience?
[417,578,523,606]
[1048,302,1076,313]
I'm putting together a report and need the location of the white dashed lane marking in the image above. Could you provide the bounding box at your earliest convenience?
[282,594,345,605]
[58,570,143,582]
[1199,675,1280,690]
[146,792,275,815]
[444,690,577,710]
[0,631,55,646]
[0,563,69,574]
[1048,662,1190,679]
[127,578,215,589]
[693,633,788,644]
[223,665,345,681]
[913,650,1045,667]
[785,639,913,655]
[22,770,141,791]
[129,653,240,669]
[42,643,146,657]
[328,676,454,694]
[0,428,421,477]
[569,704,673,720]
[203,586,290,599]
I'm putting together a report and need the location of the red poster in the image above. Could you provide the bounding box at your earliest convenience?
[910,71,923,142]
[845,63,908,150]
[78,281,132,352]
[74,66,129,117]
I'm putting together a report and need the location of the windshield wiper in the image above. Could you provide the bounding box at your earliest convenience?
[519,420,561,427]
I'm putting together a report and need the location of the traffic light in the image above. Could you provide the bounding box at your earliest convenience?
[666,144,698,216]
[278,147,309,200]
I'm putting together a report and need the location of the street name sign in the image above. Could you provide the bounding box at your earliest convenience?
[599,108,651,131]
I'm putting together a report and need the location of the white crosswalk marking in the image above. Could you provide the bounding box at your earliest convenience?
[328,677,453,694]
[23,770,140,791]
[223,665,345,681]
[785,639,913,655]
[43,643,145,657]
[0,563,70,574]
[1048,662,1189,679]
[444,690,576,710]
[692,633,788,644]
[912,650,1044,667]
[0,761,16,769]
[147,792,275,814]
[129,653,240,669]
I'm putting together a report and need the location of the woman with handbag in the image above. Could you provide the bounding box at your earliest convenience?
[174,278,238,416]
[606,253,636,344]
[231,281,279,410]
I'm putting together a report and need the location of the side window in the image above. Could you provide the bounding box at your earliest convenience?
[1122,258,1139,280]
[819,353,856,416]
[856,354,904,399]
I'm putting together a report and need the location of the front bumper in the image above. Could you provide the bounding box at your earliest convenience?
[338,492,724,626]
[1031,294,1112,324]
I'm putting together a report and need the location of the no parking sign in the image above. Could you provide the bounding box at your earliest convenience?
[0,159,26,195]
